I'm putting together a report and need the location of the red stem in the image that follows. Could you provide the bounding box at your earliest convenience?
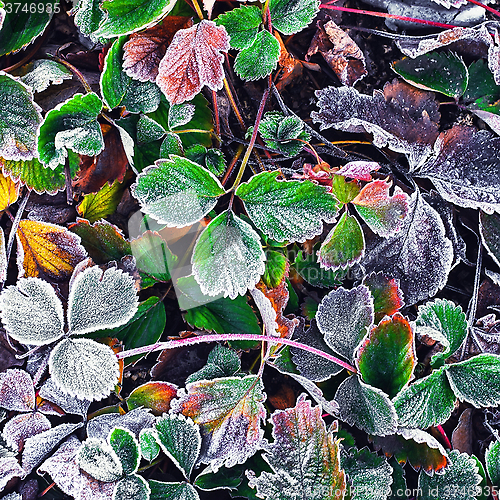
[465,0,500,19]
[319,4,458,29]
[435,425,452,449]
[117,333,357,373]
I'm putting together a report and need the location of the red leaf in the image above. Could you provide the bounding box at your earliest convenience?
[156,20,230,104]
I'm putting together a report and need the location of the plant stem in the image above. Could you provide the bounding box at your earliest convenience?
[117,333,357,373]
[191,0,204,20]
[47,54,93,93]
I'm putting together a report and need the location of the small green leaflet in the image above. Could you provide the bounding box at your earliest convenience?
[186,345,241,384]
[216,6,262,50]
[115,476,150,500]
[247,395,346,500]
[463,58,500,103]
[0,72,42,161]
[101,36,160,113]
[192,210,266,299]
[269,0,319,35]
[140,428,160,462]
[234,30,280,81]
[77,179,125,224]
[109,427,140,476]
[149,480,200,500]
[392,52,468,99]
[95,0,177,38]
[19,59,73,93]
[132,156,225,227]
[73,0,105,36]
[38,92,104,169]
[235,171,339,243]
[486,440,500,488]
[77,437,123,482]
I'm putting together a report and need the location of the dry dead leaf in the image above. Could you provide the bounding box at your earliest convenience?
[275,31,303,91]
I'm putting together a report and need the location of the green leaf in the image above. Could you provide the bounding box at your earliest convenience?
[445,353,500,407]
[247,395,346,500]
[293,248,347,288]
[137,115,166,144]
[341,447,392,500]
[192,210,266,299]
[418,450,481,500]
[415,298,467,366]
[194,464,243,491]
[0,73,42,161]
[463,59,500,103]
[95,0,177,38]
[269,0,319,35]
[109,427,140,475]
[235,171,339,243]
[357,314,416,399]
[0,1,58,56]
[318,212,365,271]
[160,132,183,157]
[38,92,104,169]
[101,36,160,113]
[393,367,456,429]
[139,428,160,462]
[216,6,262,50]
[149,481,200,500]
[480,211,500,269]
[388,458,407,500]
[132,156,225,227]
[114,475,151,500]
[392,52,468,99]
[186,345,241,384]
[330,174,361,204]
[155,414,201,479]
[77,179,125,223]
[485,440,500,488]
[363,272,404,321]
[262,250,287,289]
[234,30,280,81]
[19,59,73,93]
[335,375,397,436]
[185,146,226,177]
[73,0,105,36]
[316,285,374,362]
[77,437,123,482]
[175,375,266,469]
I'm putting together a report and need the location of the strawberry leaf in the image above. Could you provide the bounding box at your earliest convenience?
[247,395,346,500]
[0,456,25,490]
[38,92,104,170]
[0,369,34,411]
[186,345,241,384]
[173,375,266,469]
[132,156,225,227]
[127,381,178,416]
[393,367,456,429]
[20,59,73,93]
[318,212,365,271]
[486,440,500,488]
[236,171,339,243]
[480,211,500,269]
[356,313,416,399]
[38,378,91,417]
[269,0,319,35]
[192,210,266,299]
[77,437,123,482]
[115,476,151,500]
[139,428,160,462]
[148,481,200,500]
[109,427,140,476]
[155,414,201,479]
[362,272,404,321]
[73,0,105,37]
[3,412,51,452]
[293,247,347,288]
[76,179,125,224]
[216,6,262,50]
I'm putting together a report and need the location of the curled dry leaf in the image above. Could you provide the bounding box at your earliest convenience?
[306,20,367,86]
[156,20,230,105]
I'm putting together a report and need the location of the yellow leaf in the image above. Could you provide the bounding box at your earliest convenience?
[77,179,125,223]
[16,220,88,281]
[0,171,19,211]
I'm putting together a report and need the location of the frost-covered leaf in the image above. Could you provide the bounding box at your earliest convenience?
[173,375,266,469]
[109,427,140,476]
[20,59,73,93]
[480,210,500,270]
[357,314,416,399]
[139,429,160,462]
[415,126,500,214]
[22,422,83,474]
[127,381,178,416]
[16,219,87,281]
[192,210,266,299]
[77,437,123,482]
[87,408,155,441]
[148,480,200,500]
[156,20,229,105]
[39,378,91,417]
[361,191,453,306]
[186,345,241,384]
[352,180,408,238]
[95,0,177,38]
[0,226,5,282]
[77,179,125,224]
[486,440,500,487]
[293,247,347,288]
[335,376,397,436]
[370,428,449,474]
[2,412,51,451]
[38,436,117,500]
[247,395,346,500]
[393,367,456,429]
[362,272,404,321]
[132,156,225,227]
[73,0,105,36]
[236,171,338,243]
[415,299,467,366]
[418,450,481,500]
[392,52,468,99]
[269,0,319,35]
[68,265,138,335]
[49,338,120,401]
[155,414,201,478]
[291,319,344,381]
[101,36,160,113]
[0,456,25,490]
[336,161,380,182]
[0,72,42,161]
[234,30,280,81]
[312,80,440,167]
[463,58,500,103]
[341,446,392,500]
[0,369,35,411]
[216,6,261,50]
[114,475,150,500]
[0,277,64,346]
[316,285,374,362]
[318,212,364,271]
[38,92,104,170]
[168,103,196,130]
[445,353,500,407]
[0,171,19,211]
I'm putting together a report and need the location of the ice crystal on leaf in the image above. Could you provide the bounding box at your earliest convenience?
[77,437,123,482]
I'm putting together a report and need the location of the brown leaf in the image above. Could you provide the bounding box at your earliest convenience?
[307,20,366,86]
[275,31,303,92]
[451,408,474,455]
[74,123,128,195]
[156,20,230,104]
[123,17,193,82]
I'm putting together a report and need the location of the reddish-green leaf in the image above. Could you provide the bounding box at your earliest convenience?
[363,272,404,321]
[127,381,178,416]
